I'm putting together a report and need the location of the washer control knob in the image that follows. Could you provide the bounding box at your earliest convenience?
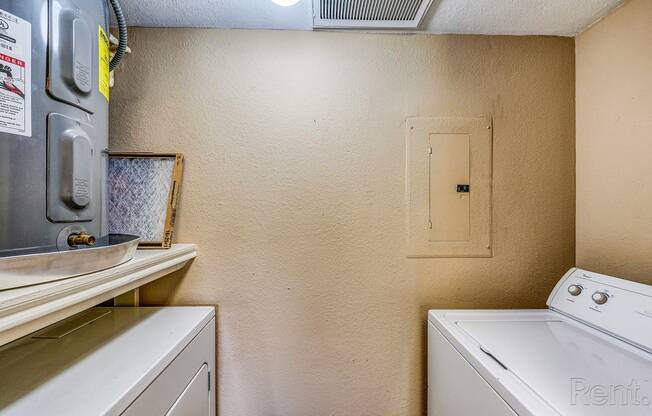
[568,285,583,296]
[592,291,609,305]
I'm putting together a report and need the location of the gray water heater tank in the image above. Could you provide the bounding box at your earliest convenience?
[0,0,113,257]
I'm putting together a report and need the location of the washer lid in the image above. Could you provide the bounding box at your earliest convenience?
[458,318,652,416]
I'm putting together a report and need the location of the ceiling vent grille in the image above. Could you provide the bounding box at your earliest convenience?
[313,0,434,30]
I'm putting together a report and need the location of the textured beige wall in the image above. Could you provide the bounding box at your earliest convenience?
[110,29,575,416]
[576,0,652,284]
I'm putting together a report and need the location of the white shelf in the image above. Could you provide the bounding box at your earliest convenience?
[0,244,197,346]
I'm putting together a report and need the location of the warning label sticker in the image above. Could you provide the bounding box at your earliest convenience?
[98,25,110,102]
[0,9,31,137]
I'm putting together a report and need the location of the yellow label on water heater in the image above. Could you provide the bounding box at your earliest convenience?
[98,25,110,101]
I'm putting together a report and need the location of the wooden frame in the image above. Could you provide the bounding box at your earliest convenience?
[108,153,184,249]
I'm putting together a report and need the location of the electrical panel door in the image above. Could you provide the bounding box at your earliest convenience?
[407,117,492,257]
[429,133,471,242]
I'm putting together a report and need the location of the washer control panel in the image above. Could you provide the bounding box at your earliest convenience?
[548,268,652,353]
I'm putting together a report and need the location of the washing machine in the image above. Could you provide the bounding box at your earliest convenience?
[428,268,652,415]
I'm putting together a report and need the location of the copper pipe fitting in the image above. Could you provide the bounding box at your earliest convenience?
[67,232,96,247]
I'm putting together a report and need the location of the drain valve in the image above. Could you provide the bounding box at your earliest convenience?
[68,232,96,247]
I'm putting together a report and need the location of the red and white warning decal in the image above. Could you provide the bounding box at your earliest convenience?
[0,8,31,137]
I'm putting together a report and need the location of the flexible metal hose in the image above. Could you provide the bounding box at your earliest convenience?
[109,0,128,71]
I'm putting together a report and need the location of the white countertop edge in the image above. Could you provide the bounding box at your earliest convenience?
[0,244,197,346]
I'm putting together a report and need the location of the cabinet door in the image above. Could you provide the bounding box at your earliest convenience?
[165,364,210,416]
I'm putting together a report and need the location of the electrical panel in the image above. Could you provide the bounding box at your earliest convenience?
[406,117,492,257]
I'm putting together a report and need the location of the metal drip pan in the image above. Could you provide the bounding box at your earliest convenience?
[0,234,140,291]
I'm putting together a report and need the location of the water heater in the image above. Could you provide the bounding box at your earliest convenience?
[0,1,136,285]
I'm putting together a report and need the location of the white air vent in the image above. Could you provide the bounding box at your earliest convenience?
[313,0,434,30]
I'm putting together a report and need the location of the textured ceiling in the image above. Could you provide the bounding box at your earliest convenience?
[116,0,625,37]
